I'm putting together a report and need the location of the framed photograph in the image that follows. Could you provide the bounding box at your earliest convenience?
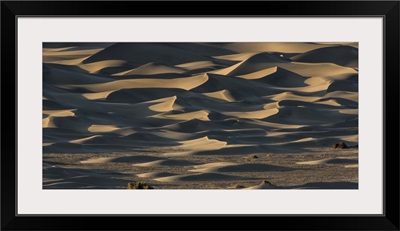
[2,1,399,230]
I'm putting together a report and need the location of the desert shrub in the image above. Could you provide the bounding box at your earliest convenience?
[232,184,245,189]
[127,181,154,189]
[245,154,259,161]
[260,180,272,185]
[331,142,348,149]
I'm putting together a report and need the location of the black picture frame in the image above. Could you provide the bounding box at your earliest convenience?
[1,1,399,230]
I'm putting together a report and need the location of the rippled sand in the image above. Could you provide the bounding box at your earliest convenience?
[43,42,358,189]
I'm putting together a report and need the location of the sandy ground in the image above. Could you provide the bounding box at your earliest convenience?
[42,42,358,189]
[44,147,358,189]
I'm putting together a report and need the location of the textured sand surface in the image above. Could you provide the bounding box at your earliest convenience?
[43,42,358,189]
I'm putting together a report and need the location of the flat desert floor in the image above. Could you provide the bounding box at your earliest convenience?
[43,42,358,189]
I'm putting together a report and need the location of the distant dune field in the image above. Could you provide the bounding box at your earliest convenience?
[43,42,358,189]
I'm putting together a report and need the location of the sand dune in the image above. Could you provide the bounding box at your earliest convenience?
[87,125,120,133]
[177,136,227,151]
[154,173,252,182]
[43,165,129,189]
[82,43,233,68]
[292,45,358,68]
[213,52,287,76]
[152,109,210,121]
[80,155,163,164]
[189,162,294,173]
[65,74,209,92]
[114,62,186,76]
[43,42,358,189]
[345,164,359,168]
[136,172,176,178]
[43,48,104,64]
[79,60,128,74]
[212,42,335,53]
[278,62,357,77]
[287,181,358,189]
[239,180,358,190]
[202,89,235,102]
[133,159,199,167]
[222,107,279,119]
[237,66,308,88]
[296,157,358,165]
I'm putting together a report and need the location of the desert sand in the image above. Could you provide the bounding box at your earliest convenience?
[43,42,358,189]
